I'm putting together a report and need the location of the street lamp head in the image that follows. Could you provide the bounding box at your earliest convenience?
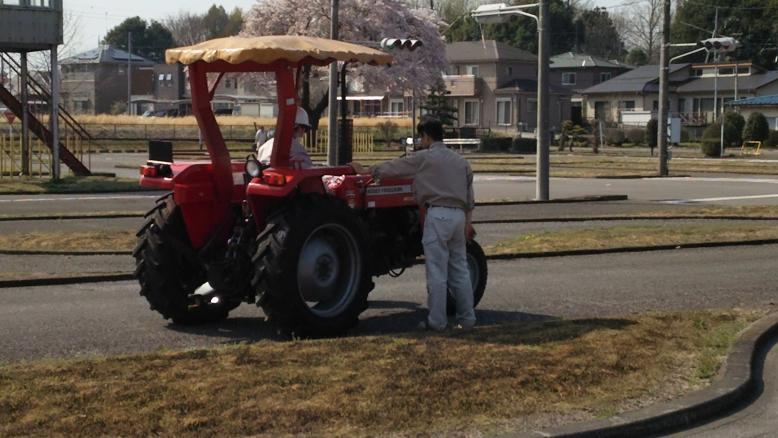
[698,37,739,53]
[472,3,510,24]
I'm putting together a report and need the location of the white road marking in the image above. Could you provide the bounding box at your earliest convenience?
[474,175,535,182]
[645,176,778,184]
[662,194,778,204]
[0,195,159,203]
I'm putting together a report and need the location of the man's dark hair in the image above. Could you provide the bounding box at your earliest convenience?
[417,118,444,141]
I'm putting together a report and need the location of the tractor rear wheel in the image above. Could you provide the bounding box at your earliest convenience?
[252,195,373,337]
[447,239,488,315]
[134,193,238,324]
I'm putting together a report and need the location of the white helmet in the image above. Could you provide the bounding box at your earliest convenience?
[295,107,311,128]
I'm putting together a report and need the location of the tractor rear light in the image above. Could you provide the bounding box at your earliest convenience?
[140,165,157,177]
[262,172,287,186]
[140,163,173,178]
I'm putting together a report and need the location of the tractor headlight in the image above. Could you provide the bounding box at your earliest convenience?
[245,159,263,178]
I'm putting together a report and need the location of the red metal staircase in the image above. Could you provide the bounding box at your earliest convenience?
[0,54,91,176]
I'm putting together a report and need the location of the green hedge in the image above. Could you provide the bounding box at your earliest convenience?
[480,136,513,152]
[511,137,536,153]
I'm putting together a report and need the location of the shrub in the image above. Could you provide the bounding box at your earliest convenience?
[626,127,646,145]
[376,121,397,147]
[701,121,740,157]
[743,112,770,142]
[605,128,626,146]
[480,134,512,152]
[722,111,745,145]
[680,127,691,143]
[646,119,658,149]
[110,101,127,115]
[765,130,778,148]
[511,137,536,154]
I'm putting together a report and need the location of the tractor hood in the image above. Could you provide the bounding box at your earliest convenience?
[165,35,393,67]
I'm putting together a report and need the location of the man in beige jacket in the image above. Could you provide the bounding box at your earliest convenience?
[351,118,476,331]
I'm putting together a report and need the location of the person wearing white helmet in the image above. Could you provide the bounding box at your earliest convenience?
[256,107,313,168]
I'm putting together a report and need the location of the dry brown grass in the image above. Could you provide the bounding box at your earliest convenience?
[0,177,143,194]
[0,231,135,252]
[487,224,778,255]
[0,309,763,436]
[638,205,778,218]
[76,114,412,128]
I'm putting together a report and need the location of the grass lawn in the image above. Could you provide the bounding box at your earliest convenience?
[487,224,778,255]
[0,177,145,194]
[0,309,764,436]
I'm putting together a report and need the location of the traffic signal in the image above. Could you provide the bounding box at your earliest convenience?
[380,38,423,51]
[698,37,739,53]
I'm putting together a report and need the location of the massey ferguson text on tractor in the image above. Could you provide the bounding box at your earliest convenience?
[135,36,488,336]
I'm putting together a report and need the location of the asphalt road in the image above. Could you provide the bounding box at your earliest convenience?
[2,174,778,218]
[1,244,776,362]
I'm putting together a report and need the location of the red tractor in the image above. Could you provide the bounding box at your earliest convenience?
[135,36,488,336]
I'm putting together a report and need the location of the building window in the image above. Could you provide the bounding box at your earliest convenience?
[527,99,538,113]
[464,65,479,77]
[618,100,635,111]
[158,73,165,81]
[561,72,576,85]
[496,98,512,126]
[224,79,232,88]
[599,72,612,82]
[464,100,479,125]
[506,66,513,76]
[389,99,404,115]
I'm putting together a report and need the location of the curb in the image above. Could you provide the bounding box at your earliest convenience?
[0,189,158,196]
[0,213,146,222]
[475,195,628,206]
[0,250,131,256]
[472,215,778,224]
[484,239,778,260]
[0,273,135,288]
[522,311,778,438]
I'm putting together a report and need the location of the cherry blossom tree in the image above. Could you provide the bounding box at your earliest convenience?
[242,0,447,133]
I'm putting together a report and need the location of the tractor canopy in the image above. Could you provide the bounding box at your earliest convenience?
[166,35,393,66]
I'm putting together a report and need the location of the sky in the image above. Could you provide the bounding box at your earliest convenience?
[64,0,627,55]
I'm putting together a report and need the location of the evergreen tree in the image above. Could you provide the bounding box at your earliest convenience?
[103,17,174,63]
[420,85,458,127]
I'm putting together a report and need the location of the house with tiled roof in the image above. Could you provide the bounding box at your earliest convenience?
[60,45,155,114]
[442,40,571,134]
[582,62,778,127]
[550,52,632,124]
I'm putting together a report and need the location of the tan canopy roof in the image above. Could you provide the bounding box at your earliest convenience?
[166,35,393,66]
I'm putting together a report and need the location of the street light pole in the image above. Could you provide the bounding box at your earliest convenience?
[471,2,548,199]
[657,0,670,177]
[536,0,549,200]
[327,0,339,166]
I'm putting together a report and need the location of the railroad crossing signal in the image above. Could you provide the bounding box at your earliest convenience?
[698,37,739,53]
[380,38,423,51]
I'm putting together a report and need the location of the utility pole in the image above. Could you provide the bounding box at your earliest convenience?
[327,0,339,166]
[21,52,30,176]
[127,31,132,115]
[536,0,550,200]
[50,44,60,180]
[657,0,671,177]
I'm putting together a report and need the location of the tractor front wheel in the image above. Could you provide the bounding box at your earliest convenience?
[252,195,373,337]
[134,193,238,324]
